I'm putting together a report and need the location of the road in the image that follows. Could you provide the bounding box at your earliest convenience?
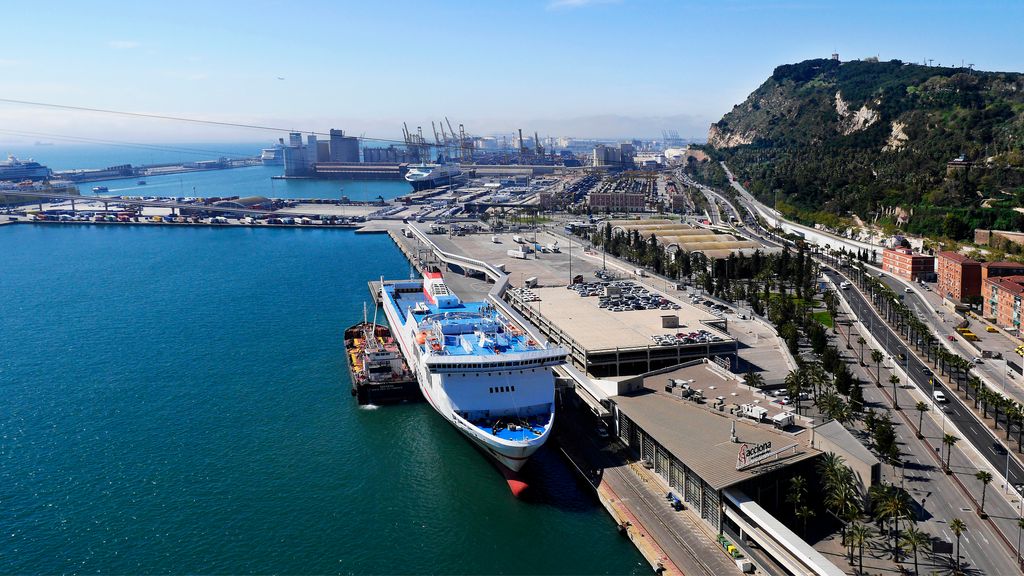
[819,285,1023,575]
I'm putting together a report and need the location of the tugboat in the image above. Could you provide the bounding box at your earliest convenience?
[344,304,419,405]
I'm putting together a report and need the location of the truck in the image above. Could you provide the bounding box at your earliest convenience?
[524,276,538,288]
[634,268,648,278]
[771,412,794,429]
[546,242,560,253]
[507,249,528,260]
[512,235,525,244]
[402,228,413,238]
[737,403,768,422]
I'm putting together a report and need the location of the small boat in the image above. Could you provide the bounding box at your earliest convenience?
[137,180,146,185]
[92,186,109,193]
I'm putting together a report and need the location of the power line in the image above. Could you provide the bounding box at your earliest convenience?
[0,97,421,148]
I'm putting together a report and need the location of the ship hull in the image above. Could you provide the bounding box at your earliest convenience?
[379,282,556,490]
[344,322,421,406]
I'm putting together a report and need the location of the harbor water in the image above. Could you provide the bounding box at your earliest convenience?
[0,222,646,573]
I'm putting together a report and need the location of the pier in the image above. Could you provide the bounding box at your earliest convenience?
[381,226,748,576]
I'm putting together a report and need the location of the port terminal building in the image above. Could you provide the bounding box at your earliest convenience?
[506,285,737,378]
[610,361,846,576]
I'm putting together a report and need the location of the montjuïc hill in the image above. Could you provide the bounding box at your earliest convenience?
[701,57,1024,242]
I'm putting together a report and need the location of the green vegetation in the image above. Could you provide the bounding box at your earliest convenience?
[811,310,834,328]
[706,58,1024,240]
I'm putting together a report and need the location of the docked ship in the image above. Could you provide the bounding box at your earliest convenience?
[379,267,567,496]
[344,319,418,405]
[260,139,285,166]
[404,163,462,191]
[0,155,52,182]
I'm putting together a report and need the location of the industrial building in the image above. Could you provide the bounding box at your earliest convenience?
[880,247,935,282]
[282,129,366,177]
[329,129,360,163]
[592,143,635,168]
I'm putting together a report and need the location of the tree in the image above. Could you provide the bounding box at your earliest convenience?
[975,470,993,516]
[889,373,901,410]
[914,401,929,439]
[787,475,807,518]
[796,505,815,539]
[901,526,929,576]
[871,349,884,384]
[950,517,966,574]
[785,369,805,414]
[848,522,873,573]
[743,371,765,390]
[943,434,960,472]
[856,336,866,363]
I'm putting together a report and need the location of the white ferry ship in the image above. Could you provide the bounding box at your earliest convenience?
[379,268,567,496]
[404,163,462,191]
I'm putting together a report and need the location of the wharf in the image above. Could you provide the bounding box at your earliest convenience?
[555,397,741,576]
[381,224,750,576]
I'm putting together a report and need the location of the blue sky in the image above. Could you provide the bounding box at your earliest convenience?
[1,0,1022,143]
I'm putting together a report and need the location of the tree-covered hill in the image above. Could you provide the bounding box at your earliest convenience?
[706,58,1024,240]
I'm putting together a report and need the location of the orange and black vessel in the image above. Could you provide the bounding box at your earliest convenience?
[344,322,420,405]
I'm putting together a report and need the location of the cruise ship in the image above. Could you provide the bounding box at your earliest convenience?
[379,268,567,495]
[0,155,52,182]
[404,163,462,191]
[260,139,285,166]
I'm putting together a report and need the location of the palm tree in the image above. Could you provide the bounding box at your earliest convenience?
[875,488,913,560]
[857,336,866,363]
[889,373,901,410]
[901,526,930,576]
[848,522,873,573]
[943,434,959,473]
[914,401,929,439]
[743,371,765,390]
[796,505,814,538]
[785,369,804,414]
[975,470,993,516]
[950,517,966,574]
[871,349,884,384]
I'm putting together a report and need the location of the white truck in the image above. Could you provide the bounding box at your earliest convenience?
[512,235,525,244]
[771,412,794,429]
[507,249,528,260]
[738,403,768,422]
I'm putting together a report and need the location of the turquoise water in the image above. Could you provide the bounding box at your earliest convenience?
[0,224,645,574]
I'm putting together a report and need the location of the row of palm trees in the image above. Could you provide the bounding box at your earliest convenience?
[845,257,1024,455]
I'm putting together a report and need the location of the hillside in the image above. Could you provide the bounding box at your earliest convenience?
[706,58,1024,240]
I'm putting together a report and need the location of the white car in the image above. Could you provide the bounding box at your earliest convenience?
[933,390,948,403]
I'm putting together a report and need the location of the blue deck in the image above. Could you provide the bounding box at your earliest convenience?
[387,285,539,357]
[473,412,551,441]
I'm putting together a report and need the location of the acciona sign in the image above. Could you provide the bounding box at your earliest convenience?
[736,441,772,470]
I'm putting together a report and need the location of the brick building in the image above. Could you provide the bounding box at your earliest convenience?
[881,248,935,282]
[981,261,1024,283]
[984,275,1024,330]
[936,252,981,301]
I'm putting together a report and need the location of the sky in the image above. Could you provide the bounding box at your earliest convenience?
[1,0,1022,144]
